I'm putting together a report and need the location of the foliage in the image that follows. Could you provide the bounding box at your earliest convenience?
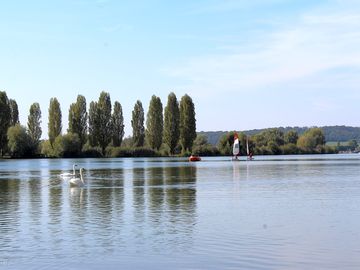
[111,101,125,147]
[297,128,326,153]
[48,98,62,148]
[53,133,81,157]
[284,130,298,144]
[179,94,197,153]
[192,135,219,156]
[109,146,158,157]
[199,126,360,147]
[81,142,103,158]
[131,100,145,147]
[9,99,19,126]
[281,143,299,155]
[41,140,55,157]
[7,124,33,157]
[88,101,99,147]
[27,102,42,151]
[68,95,87,148]
[347,139,358,151]
[0,91,11,156]
[164,92,180,155]
[217,131,237,155]
[97,91,112,154]
[88,92,112,154]
[146,95,163,150]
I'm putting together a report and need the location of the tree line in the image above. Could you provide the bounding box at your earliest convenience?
[0,91,197,158]
[191,127,338,156]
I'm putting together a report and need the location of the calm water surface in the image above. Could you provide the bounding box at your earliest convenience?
[0,155,359,269]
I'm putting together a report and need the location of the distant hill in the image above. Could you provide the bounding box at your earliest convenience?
[198,126,360,146]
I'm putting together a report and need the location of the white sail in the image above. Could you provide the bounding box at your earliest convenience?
[246,137,250,156]
[233,138,240,156]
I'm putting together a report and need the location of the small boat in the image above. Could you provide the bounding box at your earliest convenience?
[232,133,240,160]
[189,155,201,162]
[246,136,254,161]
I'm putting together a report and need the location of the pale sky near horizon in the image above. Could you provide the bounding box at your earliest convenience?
[1,0,359,138]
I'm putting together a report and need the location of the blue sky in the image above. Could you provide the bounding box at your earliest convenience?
[1,0,359,138]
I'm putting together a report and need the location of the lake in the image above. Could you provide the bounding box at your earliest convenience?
[0,155,359,269]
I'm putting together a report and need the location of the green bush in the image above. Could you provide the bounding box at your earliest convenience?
[109,146,158,157]
[41,140,55,157]
[7,124,34,157]
[281,143,299,155]
[192,145,220,156]
[52,133,81,157]
[81,142,103,158]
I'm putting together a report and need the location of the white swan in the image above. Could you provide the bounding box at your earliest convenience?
[70,168,85,187]
[60,164,78,179]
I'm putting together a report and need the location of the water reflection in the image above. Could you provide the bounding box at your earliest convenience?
[0,178,20,253]
[1,156,360,269]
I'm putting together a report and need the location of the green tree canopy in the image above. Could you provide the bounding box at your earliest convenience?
[179,94,196,153]
[111,101,125,147]
[146,95,163,150]
[68,95,87,148]
[27,102,42,149]
[88,101,98,147]
[48,98,62,148]
[97,91,112,154]
[7,124,32,157]
[131,100,145,147]
[284,130,299,144]
[9,99,19,126]
[297,127,326,152]
[53,133,81,157]
[0,91,11,156]
[164,92,180,155]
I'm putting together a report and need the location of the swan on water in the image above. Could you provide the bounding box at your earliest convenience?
[70,168,85,187]
[59,164,78,179]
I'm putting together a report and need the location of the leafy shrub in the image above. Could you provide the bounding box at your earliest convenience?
[109,146,158,157]
[52,133,81,157]
[7,124,34,157]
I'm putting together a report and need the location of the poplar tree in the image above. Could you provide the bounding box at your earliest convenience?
[68,95,87,148]
[9,99,19,126]
[27,102,42,148]
[179,94,196,152]
[88,101,98,147]
[48,98,62,147]
[146,95,163,150]
[97,91,112,154]
[164,92,180,155]
[0,91,11,156]
[131,100,145,147]
[111,101,124,147]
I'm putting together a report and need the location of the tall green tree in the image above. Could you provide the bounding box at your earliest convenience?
[131,100,145,147]
[146,95,163,150]
[0,91,11,156]
[27,102,42,149]
[111,101,125,147]
[9,99,19,126]
[164,92,180,155]
[68,95,87,148]
[179,94,196,152]
[88,101,98,147]
[48,98,62,148]
[97,91,112,154]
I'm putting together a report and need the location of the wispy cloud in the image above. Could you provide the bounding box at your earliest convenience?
[164,4,360,98]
